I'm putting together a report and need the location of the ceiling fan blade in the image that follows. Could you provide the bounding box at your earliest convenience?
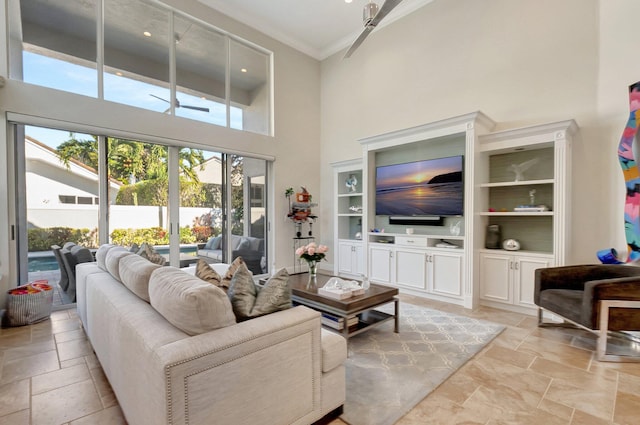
[343,0,404,59]
[181,105,210,112]
[369,0,403,27]
[344,26,374,58]
[150,94,170,103]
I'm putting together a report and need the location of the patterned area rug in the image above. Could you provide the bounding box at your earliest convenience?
[341,303,505,425]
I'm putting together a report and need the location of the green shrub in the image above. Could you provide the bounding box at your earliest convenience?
[28,227,98,251]
[110,226,197,245]
[179,226,197,244]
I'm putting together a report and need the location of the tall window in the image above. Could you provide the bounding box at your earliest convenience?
[8,0,272,135]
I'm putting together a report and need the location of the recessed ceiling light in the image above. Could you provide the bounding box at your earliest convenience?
[241,68,247,73]
[116,72,123,76]
[143,31,151,37]
[345,0,353,3]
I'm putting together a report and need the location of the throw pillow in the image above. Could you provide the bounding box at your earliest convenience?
[195,259,228,292]
[252,268,292,316]
[227,264,292,321]
[149,267,236,335]
[236,238,252,251]
[222,256,246,287]
[137,243,165,265]
[227,263,256,320]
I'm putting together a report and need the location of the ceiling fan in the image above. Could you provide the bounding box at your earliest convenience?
[149,94,210,113]
[344,0,404,59]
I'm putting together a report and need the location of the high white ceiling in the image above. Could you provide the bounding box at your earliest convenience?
[197,0,434,60]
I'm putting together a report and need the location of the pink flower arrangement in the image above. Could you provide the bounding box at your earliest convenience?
[296,242,329,262]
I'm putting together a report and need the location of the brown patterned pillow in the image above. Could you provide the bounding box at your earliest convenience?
[227,265,291,321]
[227,262,256,321]
[137,243,166,265]
[195,259,227,292]
[222,256,246,287]
[252,268,291,316]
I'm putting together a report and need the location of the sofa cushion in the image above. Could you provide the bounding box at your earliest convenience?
[149,267,236,335]
[230,235,244,250]
[236,238,252,251]
[95,244,116,271]
[228,265,291,321]
[119,254,162,302]
[320,329,348,373]
[105,247,134,282]
[205,236,222,250]
[249,237,262,251]
[195,259,228,292]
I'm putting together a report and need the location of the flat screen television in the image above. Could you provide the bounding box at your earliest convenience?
[375,155,464,217]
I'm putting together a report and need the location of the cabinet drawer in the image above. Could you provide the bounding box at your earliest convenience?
[395,236,428,247]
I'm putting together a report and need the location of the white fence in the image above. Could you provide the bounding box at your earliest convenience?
[28,205,214,231]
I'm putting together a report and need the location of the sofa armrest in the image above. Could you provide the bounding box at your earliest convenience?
[155,306,327,425]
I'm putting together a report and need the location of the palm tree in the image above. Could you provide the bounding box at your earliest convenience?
[56,134,205,185]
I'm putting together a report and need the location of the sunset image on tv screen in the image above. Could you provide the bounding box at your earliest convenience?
[375,155,463,216]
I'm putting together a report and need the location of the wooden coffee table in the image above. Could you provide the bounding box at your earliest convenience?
[285,273,399,339]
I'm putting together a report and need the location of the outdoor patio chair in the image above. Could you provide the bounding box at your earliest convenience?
[50,245,69,292]
[535,264,640,361]
[60,243,95,303]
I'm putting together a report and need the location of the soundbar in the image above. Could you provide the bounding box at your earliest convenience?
[388,216,444,226]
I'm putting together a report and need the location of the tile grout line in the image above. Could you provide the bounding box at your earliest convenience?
[611,370,619,423]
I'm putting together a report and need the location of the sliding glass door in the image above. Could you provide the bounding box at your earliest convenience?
[15,125,102,306]
[11,122,270,308]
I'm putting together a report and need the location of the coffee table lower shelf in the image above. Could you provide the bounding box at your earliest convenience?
[293,296,399,339]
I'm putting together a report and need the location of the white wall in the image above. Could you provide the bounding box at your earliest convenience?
[319,0,607,265]
[597,0,640,256]
[0,0,321,304]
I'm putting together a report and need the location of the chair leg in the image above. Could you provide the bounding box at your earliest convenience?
[537,308,580,329]
[597,300,640,362]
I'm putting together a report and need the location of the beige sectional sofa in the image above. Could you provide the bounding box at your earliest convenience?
[75,244,347,425]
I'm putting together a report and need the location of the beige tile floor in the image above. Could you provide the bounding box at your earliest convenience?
[1,295,639,425]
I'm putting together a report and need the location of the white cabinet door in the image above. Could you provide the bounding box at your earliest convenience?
[479,253,511,304]
[395,249,427,289]
[430,251,463,298]
[338,242,355,274]
[514,256,552,308]
[369,245,393,284]
[353,243,364,276]
[338,241,365,276]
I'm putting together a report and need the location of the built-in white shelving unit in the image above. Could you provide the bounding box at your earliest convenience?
[358,112,495,309]
[331,113,577,314]
[475,120,577,314]
[332,159,364,279]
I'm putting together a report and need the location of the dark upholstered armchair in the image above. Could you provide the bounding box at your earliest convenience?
[535,264,640,361]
